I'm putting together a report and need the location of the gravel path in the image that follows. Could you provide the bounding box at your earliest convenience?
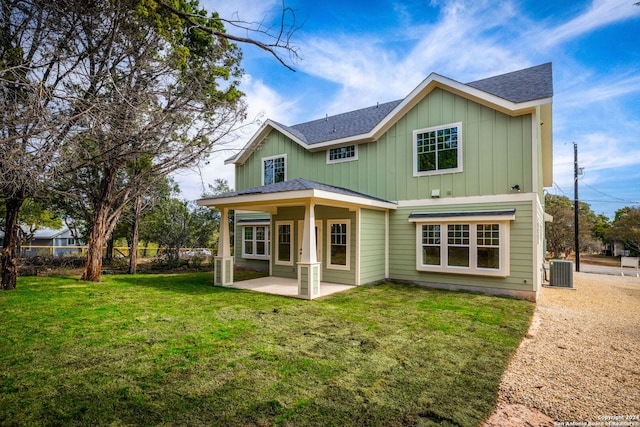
[483,272,640,426]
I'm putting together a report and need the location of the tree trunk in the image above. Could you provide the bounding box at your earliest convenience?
[105,237,114,264]
[82,210,108,281]
[1,196,25,290]
[128,194,142,274]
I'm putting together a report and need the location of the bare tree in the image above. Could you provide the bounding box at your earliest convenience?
[55,0,248,282]
[1,0,300,288]
[0,0,97,289]
[158,0,301,71]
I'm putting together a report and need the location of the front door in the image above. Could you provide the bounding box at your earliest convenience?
[297,220,322,280]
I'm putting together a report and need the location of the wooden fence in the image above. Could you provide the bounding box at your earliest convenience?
[19,246,214,257]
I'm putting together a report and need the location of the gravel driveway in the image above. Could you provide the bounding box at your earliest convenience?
[483,272,640,425]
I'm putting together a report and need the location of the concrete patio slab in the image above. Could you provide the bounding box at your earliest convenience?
[230,276,354,299]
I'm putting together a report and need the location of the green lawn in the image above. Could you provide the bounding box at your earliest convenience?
[0,272,533,426]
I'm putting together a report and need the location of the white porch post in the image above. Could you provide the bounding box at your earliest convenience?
[298,202,321,299]
[214,207,234,286]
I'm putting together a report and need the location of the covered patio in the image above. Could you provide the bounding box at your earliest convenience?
[231,276,354,299]
[197,178,396,300]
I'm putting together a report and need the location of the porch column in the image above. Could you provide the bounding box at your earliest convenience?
[298,202,321,299]
[214,207,234,286]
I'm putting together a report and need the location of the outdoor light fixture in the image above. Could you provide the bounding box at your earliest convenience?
[431,189,440,198]
[510,184,521,192]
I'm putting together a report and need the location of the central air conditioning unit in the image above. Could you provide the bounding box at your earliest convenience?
[549,260,574,288]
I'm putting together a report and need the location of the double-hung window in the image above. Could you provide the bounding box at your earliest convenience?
[412,211,514,277]
[275,221,293,265]
[242,225,270,259]
[327,220,350,270]
[413,122,462,176]
[262,155,286,185]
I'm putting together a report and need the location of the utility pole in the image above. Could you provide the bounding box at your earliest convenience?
[574,142,580,272]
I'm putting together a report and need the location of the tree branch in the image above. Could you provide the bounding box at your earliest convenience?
[157,0,300,72]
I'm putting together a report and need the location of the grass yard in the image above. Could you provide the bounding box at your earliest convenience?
[0,272,533,426]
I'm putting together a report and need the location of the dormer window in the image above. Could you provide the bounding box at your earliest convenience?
[262,154,286,185]
[413,123,462,176]
[327,145,358,164]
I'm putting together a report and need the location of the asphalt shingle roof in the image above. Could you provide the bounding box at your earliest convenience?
[226,63,553,164]
[465,63,553,103]
[211,178,393,203]
[278,63,552,146]
[281,100,402,145]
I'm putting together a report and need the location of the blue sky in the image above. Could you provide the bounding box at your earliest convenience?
[181,0,640,220]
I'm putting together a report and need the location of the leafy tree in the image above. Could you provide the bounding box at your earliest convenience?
[15,199,63,245]
[544,194,601,258]
[202,178,233,253]
[112,175,177,273]
[0,198,63,256]
[545,195,574,258]
[53,0,248,282]
[606,207,640,254]
[1,0,299,289]
[591,213,611,244]
[0,0,95,289]
[205,178,232,197]
[143,197,217,261]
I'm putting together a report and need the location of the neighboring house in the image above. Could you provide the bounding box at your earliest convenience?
[198,63,553,301]
[0,226,85,256]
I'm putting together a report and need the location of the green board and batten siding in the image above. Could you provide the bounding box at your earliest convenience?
[388,200,536,293]
[269,206,357,286]
[314,206,356,286]
[232,85,543,297]
[359,209,386,285]
[235,88,534,203]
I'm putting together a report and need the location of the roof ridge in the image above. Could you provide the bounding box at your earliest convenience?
[291,99,402,128]
[466,62,552,86]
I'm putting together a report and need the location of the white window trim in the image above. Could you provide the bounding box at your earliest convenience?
[414,220,510,277]
[261,154,287,185]
[241,225,270,260]
[275,221,294,266]
[326,144,358,164]
[413,122,463,177]
[327,220,350,270]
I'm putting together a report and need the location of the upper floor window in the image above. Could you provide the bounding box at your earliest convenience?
[413,123,462,176]
[262,154,286,185]
[327,145,358,164]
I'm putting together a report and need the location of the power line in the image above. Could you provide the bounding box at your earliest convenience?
[552,180,568,196]
[580,199,640,205]
[578,179,640,205]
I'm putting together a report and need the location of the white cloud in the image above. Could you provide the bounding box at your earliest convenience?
[292,0,534,115]
[200,0,281,30]
[188,0,640,217]
[559,73,640,108]
[541,0,640,47]
[552,133,640,193]
[173,73,301,200]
